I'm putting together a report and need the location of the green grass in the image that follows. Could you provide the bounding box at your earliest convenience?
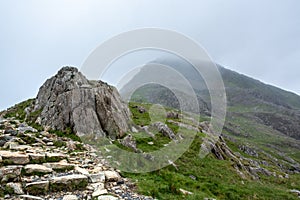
[119,102,300,200]
[123,133,300,200]
[48,128,81,142]
[3,98,35,121]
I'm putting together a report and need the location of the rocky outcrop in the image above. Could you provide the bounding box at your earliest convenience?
[151,122,176,140]
[33,67,131,139]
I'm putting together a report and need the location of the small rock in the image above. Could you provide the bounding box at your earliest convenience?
[179,188,193,195]
[97,195,118,200]
[166,111,179,119]
[46,152,67,161]
[151,122,176,140]
[0,135,13,147]
[104,171,120,182]
[290,189,300,196]
[75,166,89,175]
[92,188,108,197]
[19,195,44,200]
[62,195,78,200]
[0,165,23,182]
[131,126,138,133]
[4,129,18,136]
[18,125,37,133]
[88,172,105,183]
[91,182,105,190]
[6,182,24,194]
[121,134,138,152]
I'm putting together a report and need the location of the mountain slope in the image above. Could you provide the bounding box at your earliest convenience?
[120,58,300,162]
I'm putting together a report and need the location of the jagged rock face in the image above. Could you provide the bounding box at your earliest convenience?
[34,67,131,139]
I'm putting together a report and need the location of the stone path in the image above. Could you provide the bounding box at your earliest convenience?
[0,118,153,200]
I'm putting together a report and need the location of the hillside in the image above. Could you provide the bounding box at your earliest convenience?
[120,58,300,155]
[0,66,300,199]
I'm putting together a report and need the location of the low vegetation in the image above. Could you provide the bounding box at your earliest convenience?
[120,102,300,200]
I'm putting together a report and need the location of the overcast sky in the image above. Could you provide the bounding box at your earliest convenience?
[1,0,299,110]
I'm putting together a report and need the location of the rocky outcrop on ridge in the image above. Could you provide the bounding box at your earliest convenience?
[32,67,131,139]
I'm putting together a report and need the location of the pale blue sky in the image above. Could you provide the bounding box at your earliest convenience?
[1,0,300,110]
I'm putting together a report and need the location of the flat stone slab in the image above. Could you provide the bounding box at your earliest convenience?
[92,188,108,197]
[0,150,30,165]
[28,153,46,163]
[43,161,74,171]
[97,195,119,200]
[62,195,78,200]
[50,174,88,191]
[45,153,68,162]
[19,195,44,200]
[24,164,53,174]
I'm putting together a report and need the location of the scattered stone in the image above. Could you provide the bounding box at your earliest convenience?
[75,166,89,175]
[4,129,18,136]
[290,189,300,196]
[62,195,78,200]
[88,172,105,183]
[121,134,138,152]
[0,135,13,146]
[6,182,24,194]
[104,171,120,182]
[151,122,176,140]
[19,195,44,200]
[18,124,37,133]
[239,145,258,157]
[166,111,179,119]
[90,182,105,190]
[92,188,108,197]
[0,165,23,182]
[179,188,193,195]
[97,195,118,200]
[131,126,138,133]
[46,153,67,161]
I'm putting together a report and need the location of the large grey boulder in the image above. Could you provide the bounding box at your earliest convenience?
[33,67,131,139]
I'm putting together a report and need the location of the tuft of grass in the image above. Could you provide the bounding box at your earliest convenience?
[53,140,66,148]
[48,128,81,142]
[3,99,35,120]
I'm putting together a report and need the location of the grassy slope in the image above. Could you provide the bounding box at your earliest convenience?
[122,102,300,200]
[2,100,300,199]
